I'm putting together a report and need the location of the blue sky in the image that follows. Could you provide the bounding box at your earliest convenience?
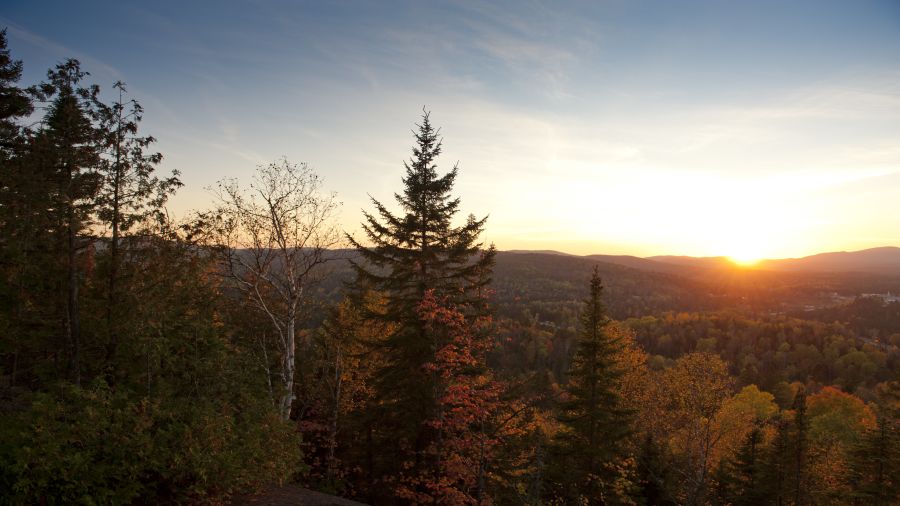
[3,0,899,258]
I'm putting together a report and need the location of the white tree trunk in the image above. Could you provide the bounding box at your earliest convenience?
[280,317,296,419]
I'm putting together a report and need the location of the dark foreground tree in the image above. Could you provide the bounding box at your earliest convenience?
[0,221,300,503]
[0,29,31,153]
[348,111,495,503]
[94,81,180,370]
[27,59,103,384]
[0,29,34,385]
[0,49,299,503]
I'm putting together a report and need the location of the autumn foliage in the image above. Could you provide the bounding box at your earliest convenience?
[1,39,897,504]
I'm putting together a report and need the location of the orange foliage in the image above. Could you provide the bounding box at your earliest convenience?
[392,291,519,505]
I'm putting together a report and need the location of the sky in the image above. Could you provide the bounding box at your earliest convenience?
[3,0,899,259]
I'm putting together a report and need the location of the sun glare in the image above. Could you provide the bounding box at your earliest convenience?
[719,234,768,267]
[728,253,762,267]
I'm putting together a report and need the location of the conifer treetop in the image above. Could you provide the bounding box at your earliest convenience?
[348,110,494,306]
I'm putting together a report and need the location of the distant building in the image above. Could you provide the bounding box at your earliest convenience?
[861,292,900,303]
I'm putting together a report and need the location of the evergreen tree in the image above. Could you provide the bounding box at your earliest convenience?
[714,425,767,506]
[27,59,103,384]
[635,434,676,506]
[94,81,180,368]
[761,390,810,506]
[0,29,31,154]
[550,267,633,505]
[348,110,494,309]
[348,110,495,502]
[763,413,791,505]
[0,28,31,240]
[0,29,33,385]
[790,387,809,506]
[846,397,899,505]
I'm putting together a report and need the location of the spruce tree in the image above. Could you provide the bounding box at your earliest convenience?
[714,426,766,506]
[762,413,791,505]
[94,81,180,368]
[349,110,494,308]
[762,390,810,506]
[790,387,809,506]
[0,29,32,239]
[28,59,103,384]
[0,28,34,386]
[635,434,675,506]
[348,110,495,501]
[0,29,31,154]
[846,404,899,505]
[551,267,633,505]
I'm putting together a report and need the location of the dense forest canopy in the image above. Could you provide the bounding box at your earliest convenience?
[0,32,898,505]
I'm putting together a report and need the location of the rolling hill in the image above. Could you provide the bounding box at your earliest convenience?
[757,247,900,274]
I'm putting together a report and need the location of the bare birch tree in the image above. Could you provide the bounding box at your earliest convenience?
[210,158,341,419]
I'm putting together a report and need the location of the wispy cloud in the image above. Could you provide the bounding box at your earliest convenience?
[1,18,123,81]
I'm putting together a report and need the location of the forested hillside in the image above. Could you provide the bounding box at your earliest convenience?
[1,34,898,505]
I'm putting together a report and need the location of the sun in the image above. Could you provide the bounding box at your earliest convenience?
[728,253,762,267]
[719,235,767,267]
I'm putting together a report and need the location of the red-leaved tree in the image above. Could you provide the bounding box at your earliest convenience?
[394,290,515,505]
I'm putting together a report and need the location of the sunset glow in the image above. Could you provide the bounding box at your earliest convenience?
[4,0,898,259]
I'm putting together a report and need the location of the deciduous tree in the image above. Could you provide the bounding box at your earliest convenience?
[210,159,341,419]
[661,352,732,505]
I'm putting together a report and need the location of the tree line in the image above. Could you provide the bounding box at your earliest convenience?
[1,33,897,504]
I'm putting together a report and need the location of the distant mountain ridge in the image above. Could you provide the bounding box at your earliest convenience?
[502,246,900,275]
[299,248,900,322]
[645,255,735,271]
[757,246,900,274]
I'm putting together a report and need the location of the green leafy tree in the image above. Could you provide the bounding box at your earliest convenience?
[805,386,877,501]
[0,221,301,503]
